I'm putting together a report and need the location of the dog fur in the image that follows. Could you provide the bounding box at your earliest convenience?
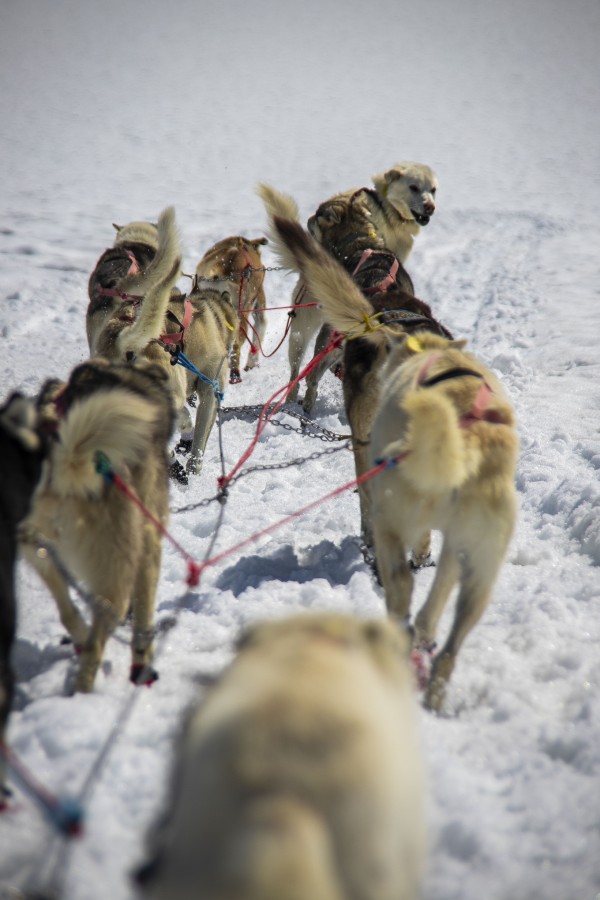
[0,394,45,792]
[137,612,425,900]
[165,281,237,476]
[368,331,518,711]
[194,235,268,384]
[91,207,190,437]
[260,197,451,552]
[19,358,176,693]
[258,162,437,409]
[87,213,175,355]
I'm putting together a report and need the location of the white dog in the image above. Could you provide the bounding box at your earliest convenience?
[261,162,438,408]
[138,612,425,900]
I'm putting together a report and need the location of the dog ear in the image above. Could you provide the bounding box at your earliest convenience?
[112,223,122,232]
[250,237,268,247]
[450,339,468,350]
[383,167,405,184]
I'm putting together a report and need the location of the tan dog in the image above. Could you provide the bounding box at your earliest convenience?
[19,358,176,693]
[87,212,179,355]
[137,612,425,900]
[259,162,437,408]
[260,192,450,556]
[194,235,268,384]
[368,331,518,711]
[92,208,191,442]
[165,280,237,478]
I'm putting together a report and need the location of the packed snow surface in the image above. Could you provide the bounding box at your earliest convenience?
[1,1,599,898]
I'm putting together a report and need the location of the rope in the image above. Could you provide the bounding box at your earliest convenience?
[218,330,344,490]
[0,742,84,839]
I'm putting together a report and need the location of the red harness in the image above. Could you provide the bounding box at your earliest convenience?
[352,248,399,294]
[159,298,194,346]
[97,251,144,302]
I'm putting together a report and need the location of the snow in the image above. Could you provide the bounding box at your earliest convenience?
[1,0,600,897]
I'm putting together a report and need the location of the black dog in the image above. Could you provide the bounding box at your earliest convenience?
[0,393,45,797]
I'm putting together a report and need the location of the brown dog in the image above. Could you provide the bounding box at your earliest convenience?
[260,188,451,556]
[259,163,437,409]
[194,236,268,383]
[19,358,176,693]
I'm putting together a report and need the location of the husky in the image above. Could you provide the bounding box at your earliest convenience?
[19,358,176,693]
[87,211,183,356]
[0,394,45,794]
[368,331,518,711]
[137,612,425,900]
[194,235,268,384]
[165,279,238,478]
[259,162,437,409]
[260,193,450,554]
[91,208,193,444]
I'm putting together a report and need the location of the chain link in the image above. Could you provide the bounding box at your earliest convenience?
[220,403,351,443]
[171,441,351,515]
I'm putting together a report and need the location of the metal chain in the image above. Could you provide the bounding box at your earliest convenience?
[171,441,351,515]
[220,403,351,443]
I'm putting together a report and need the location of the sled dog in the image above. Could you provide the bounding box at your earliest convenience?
[261,195,450,552]
[19,358,176,693]
[87,211,182,355]
[92,207,190,435]
[137,612,425,900]
[165,278,237,477]
[368,331,518,711]
[194,235,268,384]
[0,394,45,792]
[259,162,437,408]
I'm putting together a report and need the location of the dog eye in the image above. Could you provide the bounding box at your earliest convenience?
[431,187,437,195]
[409,185,420,193]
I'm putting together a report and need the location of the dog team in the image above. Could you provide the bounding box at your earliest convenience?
[1,160,518,899]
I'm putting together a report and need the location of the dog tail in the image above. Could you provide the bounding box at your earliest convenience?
[50,388,162,498]
[118,205,182,297]
[382,390,470,492]
[258,187,376,336]
[256,183,305,275]
[118,207,182,355]
[224,795,343,900]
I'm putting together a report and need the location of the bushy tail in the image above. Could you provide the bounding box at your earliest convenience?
[382,390,470,492]
[119,207,182,354]
[225,796,343,900]
[258,185,375,336]
[50,389,160,497]
[118,205,182,296]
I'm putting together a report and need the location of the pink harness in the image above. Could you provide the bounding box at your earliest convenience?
[352,248,399,294]
[159,298,194,346]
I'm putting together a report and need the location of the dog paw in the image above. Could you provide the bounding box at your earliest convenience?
[229,368,242,384]
[169,459,188,485]
[130,664,159,687]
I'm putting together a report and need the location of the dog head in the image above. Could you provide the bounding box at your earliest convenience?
[112,219,159,250]
[0,392,43,453]
[372,162,438,226]
[235,612,413,681]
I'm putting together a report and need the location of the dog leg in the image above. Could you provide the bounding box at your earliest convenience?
[130,523,161,685]
[287,283,322,403]
[423,545,503,713]
[244,287,266,372]
[20,538,89,647]
[413,542,460,651]
[229,339,243,384]
[371,518,413,620]
[186,381,218,476]
[302,325,341,413]
[75,594,127,693]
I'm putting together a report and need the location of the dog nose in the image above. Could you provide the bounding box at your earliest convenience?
[424,199,435,214]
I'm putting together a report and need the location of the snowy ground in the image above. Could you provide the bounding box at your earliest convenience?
[1,1,599,898]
